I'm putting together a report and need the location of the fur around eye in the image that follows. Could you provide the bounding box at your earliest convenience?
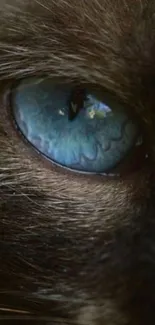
[11,78,142,175]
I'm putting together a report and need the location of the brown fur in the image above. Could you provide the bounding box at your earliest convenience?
[0,0,155,324]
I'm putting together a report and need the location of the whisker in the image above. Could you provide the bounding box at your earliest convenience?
[0,307,30,314]
[0,315,78,324]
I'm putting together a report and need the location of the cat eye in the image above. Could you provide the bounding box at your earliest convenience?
[11,78,143,175]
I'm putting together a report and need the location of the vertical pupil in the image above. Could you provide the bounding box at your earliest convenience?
[68,87,86,121]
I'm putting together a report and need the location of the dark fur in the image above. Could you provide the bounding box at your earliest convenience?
[1,0,155,324]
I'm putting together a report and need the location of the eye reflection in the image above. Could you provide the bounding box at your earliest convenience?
[11,78,139,174]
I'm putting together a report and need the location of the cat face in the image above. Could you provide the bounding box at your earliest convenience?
[0,1,155,324]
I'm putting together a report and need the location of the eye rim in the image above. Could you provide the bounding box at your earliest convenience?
[3,78,150,179]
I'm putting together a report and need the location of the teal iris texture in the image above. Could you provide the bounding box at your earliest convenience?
[12,78,138,173]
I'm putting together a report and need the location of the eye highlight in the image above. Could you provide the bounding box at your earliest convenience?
[11,78,141,175]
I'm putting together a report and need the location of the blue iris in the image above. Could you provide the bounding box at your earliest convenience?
[12,78,138,173]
